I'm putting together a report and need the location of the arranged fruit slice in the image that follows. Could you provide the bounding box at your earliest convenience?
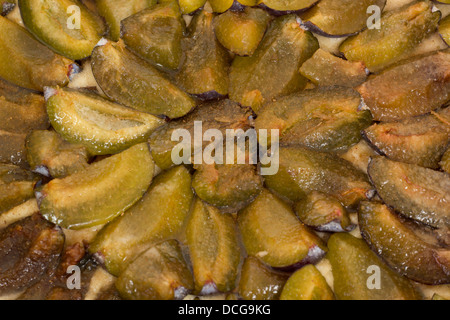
[340,1,440,72]
[116,240,194,300]
[89,166,193,276]
[254,87,372,152]
[18,0,105,60]
[300,0,387,37]
[149,99,252,170]
[0,214,65,294]
[192,163,263,213]
[176,10,230,99]
[186,198,240,294]
[0,16,73,91]
[209,0,233,13]
[178,0,206,14]
[440,14,450,46]
[238,189,326,269]
[260,0,318,14]
[368,156,450,229]
[121,1,184,70]
[239,0,264,5]
[358,201,450,285]
[327,232,422,299]
[209,0,247,13]
[238,256,288,300]
[441,149,450,174]
[363,108,450,169]
[294,191,353,233]
[26,130,89,178]
[96,0,157,41]
[213,7,271,56]
[229,14,319,112]
[279,265,334,300]
[45,87,164,155]
[264,147,373,207]
[299,49,368,87]
[0,164,39,214]
[38,143,154,230]
[0,79,49,134]
[91,40,196,119]
[357,51,450,122]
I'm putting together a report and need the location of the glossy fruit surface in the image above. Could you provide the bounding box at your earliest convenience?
[39,143,154,230]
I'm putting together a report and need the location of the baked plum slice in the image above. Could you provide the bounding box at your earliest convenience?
[327,232,423,299]
[238,256,288,301]
[359,201,450,285]
[300,0,387,37]
[89,166,193,276]
[116,240,194,300]
[238,189,326,270]
[368,156,450,230]
[357,51,450,122]
[186,198,240,294]
[38,143,154,230]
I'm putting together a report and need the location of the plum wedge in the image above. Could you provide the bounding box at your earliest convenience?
[209,0,257,13]
[38,143,154,230]
[116,240,194,300]
[260,0,318,15]
[299,49,368,87]
[0,16,73,91]
[238,189,326,269]
[363,108,450,169]
[176,10,230,99]
[229,14,319,112]
[121,1,184,70]
[359,201,450,285]
[254,87,372,152]
[89,166,193,276]
[280,265,334,300]
[264,147,373,207]
[45,87,164,155]
[294,191,353,233]
[340,1,440,72]
[238,256,288,300]
[91,41,196,119]
[18,0,105,60]
[327,232,422,299]
[357,51,450,122]
[300,0,387,37]
[186,198,241,294]
[192,163,263,213]
[368,156,450,230]
[96,0,156,41]
[178,0,206,14]
[214,7,271,56]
